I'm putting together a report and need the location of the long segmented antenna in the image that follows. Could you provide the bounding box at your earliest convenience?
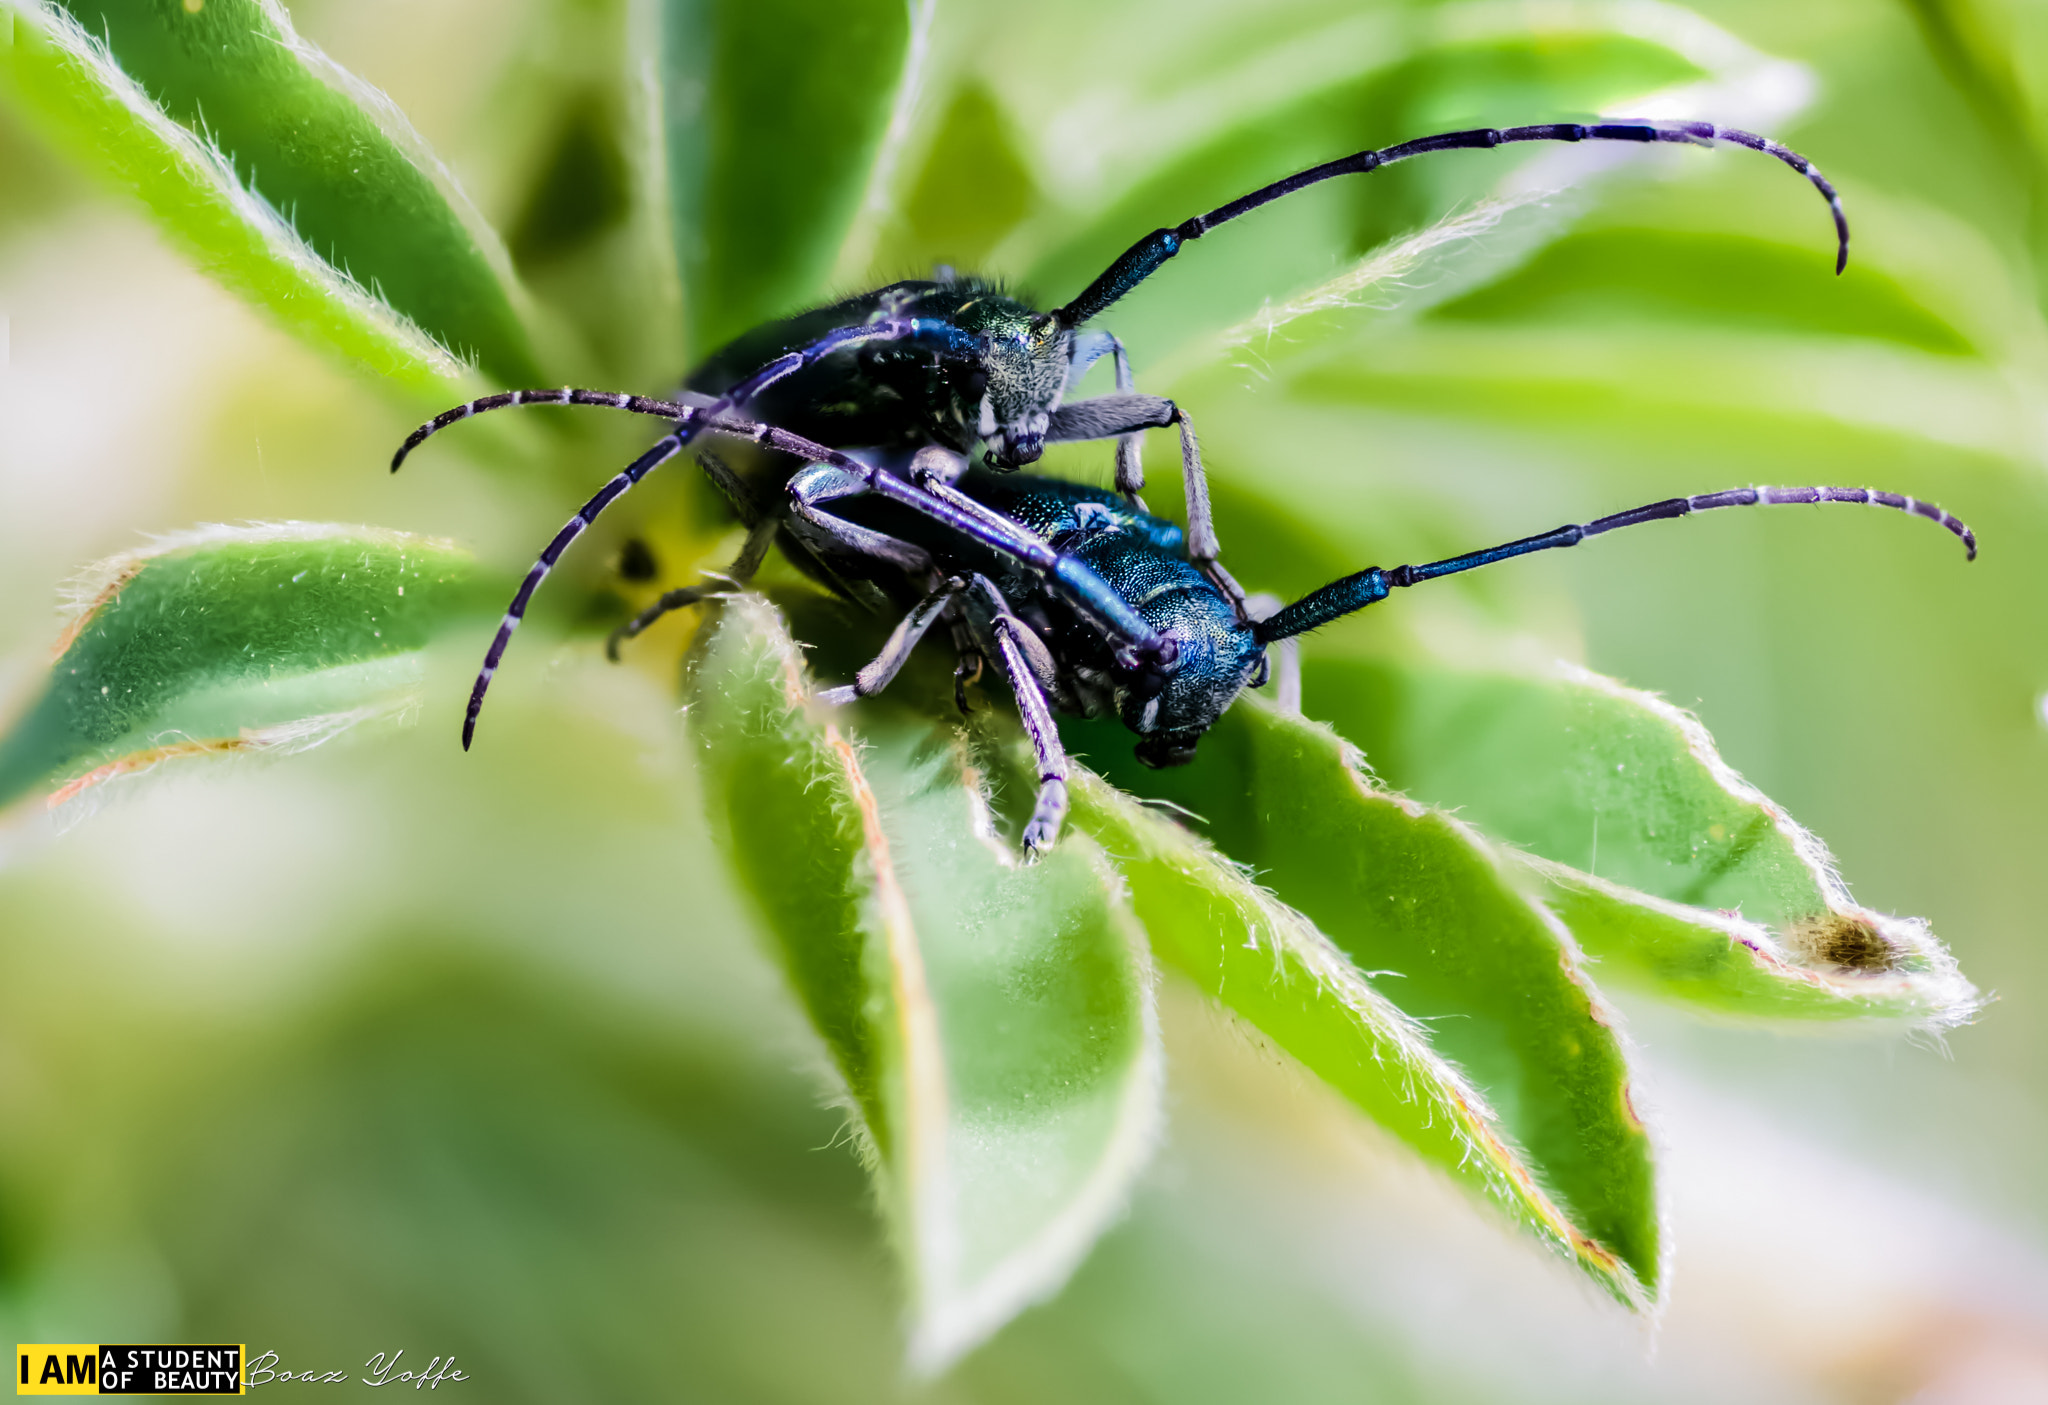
[1057,121,1847,327]
[463,432,684,748]
[450,404,873,748]
[1254,485,1975,644]
[398,315,978,477]
[391,388,691,471]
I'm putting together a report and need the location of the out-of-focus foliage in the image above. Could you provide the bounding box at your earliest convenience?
[0,525,478,809]
[2,0,2045,1398]
[0,0,538,391]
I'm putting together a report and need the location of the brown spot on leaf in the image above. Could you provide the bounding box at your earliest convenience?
[1789,912,1900,972]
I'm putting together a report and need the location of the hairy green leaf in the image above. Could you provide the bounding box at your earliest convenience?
[0,0,539,388]
[1303,655,1981,1027]
[1525,859,1977,1026]
[1069,771,1644,1300]
[1074,696,1659,1303]
[659,0,921,353]
[0,525,476,812]
[687,597,1161,1373]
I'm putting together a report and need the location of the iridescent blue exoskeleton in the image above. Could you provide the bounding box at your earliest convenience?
[393,120,1975,853]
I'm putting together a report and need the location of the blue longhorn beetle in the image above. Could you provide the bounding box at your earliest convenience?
[393,120,1975,852]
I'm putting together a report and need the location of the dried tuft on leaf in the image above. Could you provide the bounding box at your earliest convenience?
[1789,912,1902,973]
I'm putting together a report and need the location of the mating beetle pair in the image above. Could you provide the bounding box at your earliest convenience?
[394,120,1975,853]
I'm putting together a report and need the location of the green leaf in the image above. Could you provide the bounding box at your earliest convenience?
[884,78,1041,278]
[1430,227,1977,354]
[1019,14,1726,362]
[1524,858,1977,1026]
[1301,655,1982,1027]
[1068,771,1646,1302]
[658,0,920,353]
[0,524,476,812]
[0,0,540,389]
[686,596,1162,1373]
[1073,696,1659,1304]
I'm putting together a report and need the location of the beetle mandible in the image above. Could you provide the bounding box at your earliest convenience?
[393,120,1975,852]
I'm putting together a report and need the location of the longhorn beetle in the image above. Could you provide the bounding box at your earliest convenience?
[393,120,1975,853]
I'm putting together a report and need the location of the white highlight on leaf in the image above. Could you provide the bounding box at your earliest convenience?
[1156,194,1551,387]
[829,0,937,288]
[1032,0,1813,209]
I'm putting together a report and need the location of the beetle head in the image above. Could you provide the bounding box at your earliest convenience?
[979,313,1069,468]
[1117,589,1264,768]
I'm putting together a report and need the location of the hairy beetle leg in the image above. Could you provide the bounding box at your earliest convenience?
[606,516,778,661]
[991,617,1070,856]
[947,575,1069,855]
[816,578,969,705]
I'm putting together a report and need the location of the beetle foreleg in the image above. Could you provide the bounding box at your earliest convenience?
[1064,332,1148,495]
[1107,335,1144,497]
[964,577,1071,855]
[791,454,1178,671]
[816,578,969,705]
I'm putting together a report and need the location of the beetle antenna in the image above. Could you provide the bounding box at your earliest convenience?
[1056,121,1847,328]
[1253,485,1974,644]
[461,432,688,748]
[396,313,982,475]
[390,387,693,471]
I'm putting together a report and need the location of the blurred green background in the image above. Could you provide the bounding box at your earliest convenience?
[3,0,2047,1398]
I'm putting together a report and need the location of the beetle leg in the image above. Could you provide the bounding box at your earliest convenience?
[1107,334,1145,498]
[959,575,1069,855]
[961,575,1062,698]
[816,578,969,705]
[786,456,1177,671]
[1166,404,1250,620]
[605,516,778,661]
[951,643,983,714]
[1063,332,1147,497]
[785,464,940,575]
[1044,394,1249,621]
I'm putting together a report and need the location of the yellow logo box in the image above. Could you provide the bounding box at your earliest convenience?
[17,1345,245,1396]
